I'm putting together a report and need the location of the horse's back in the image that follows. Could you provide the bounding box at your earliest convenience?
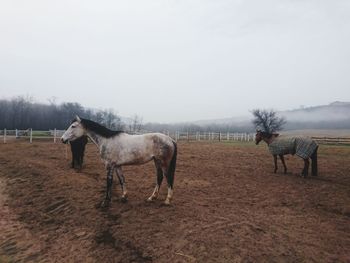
[269,136,317,158]
[109,133,175,165]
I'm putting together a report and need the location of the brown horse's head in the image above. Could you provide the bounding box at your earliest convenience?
[255,130,263,145]
[255,130,278,145]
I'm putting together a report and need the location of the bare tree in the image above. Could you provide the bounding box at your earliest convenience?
[99,108,124,130]
[128,114,143,133]
[251,109,286,133]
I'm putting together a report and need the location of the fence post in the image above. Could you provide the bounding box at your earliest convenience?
[15,129,18,138]
[30,128,33,143]
[54,128,57,143]
[219,132,221,142]
[4,129,6,143]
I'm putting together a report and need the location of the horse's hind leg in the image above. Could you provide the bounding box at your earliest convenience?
[162,162,175,205]
[101,164,114,207]
[311,146,318,176]
[148,159,163,202]
[115,166,128,202]
[301,158,310,177]
[163,167,174,205]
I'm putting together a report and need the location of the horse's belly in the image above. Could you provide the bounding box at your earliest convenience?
[113,148,154,166]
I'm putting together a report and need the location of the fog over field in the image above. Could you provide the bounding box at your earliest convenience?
[1,1,350,122]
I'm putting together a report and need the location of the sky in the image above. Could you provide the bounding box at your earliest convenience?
[0,0,349,123]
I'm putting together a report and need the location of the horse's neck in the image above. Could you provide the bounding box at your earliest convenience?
[263,134,279,145]
[86,130,123,151]
[86,130,104,147]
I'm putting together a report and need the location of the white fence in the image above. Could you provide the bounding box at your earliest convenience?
[167,131,254,142]
[0,129,65,143]
[0,129,254,143]
[2,129,349,145]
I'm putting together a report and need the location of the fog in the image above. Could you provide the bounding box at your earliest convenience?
[1,1,350,122]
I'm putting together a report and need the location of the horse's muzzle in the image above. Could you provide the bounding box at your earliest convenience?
[61,138,68,144]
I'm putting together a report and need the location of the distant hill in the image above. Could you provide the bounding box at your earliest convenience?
[281,101,350,122]
[281,101,350,130]
[187,102,350,131]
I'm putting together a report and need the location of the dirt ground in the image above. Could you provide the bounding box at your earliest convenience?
[0,140,349,262]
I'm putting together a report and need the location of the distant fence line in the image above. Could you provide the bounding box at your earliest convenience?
[1,129,350,145]
[0,129,65,143]
[311,136,350,145]
[0,129,255,143]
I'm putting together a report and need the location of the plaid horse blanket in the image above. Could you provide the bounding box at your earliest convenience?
[268,136,318,159]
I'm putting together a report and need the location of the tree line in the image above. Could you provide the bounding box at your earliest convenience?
[0,96,124,130]
[0,96,256,133]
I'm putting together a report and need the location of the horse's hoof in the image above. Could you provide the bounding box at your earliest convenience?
[121,197,128,203]
[147,196,157,202]
[164,199,171,205]
[101,199,110,208]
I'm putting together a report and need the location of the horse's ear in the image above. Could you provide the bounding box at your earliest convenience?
[75,115,81,122]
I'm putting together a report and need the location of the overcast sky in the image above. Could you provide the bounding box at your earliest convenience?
[1,0,349,122]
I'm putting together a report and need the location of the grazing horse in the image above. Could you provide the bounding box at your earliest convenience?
[255,130,318,177]
[70,135,88,169]
[61,116,177,206]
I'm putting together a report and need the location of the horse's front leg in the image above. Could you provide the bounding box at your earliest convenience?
[115,166,128,203]
[279,155,287,174]
[101,164,114,207]
[301,158,310,177]
[273,155,278,173]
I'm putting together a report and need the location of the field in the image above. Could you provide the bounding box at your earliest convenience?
[0,141,349,262]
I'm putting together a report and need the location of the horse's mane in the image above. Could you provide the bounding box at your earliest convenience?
[79,118,124,138]
[259,131,279,139]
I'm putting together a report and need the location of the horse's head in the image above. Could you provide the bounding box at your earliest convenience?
[61,116,86,143]
[255,130,263,145]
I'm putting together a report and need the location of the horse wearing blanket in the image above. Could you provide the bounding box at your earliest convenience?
[61,116,177,206]
[255,130,318,177]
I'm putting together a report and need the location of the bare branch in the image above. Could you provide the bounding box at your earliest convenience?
[251,109,286,133]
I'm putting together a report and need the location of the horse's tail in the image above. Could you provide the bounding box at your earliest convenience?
[168,141,177,189]
[311,145,318,176]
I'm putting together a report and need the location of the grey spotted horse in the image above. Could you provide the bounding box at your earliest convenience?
[61,116,177,206]
[255,130,318,177]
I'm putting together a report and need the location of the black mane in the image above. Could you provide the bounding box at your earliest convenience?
[79,118,124,138]
[258,130,278,139]
[261,131,272,139]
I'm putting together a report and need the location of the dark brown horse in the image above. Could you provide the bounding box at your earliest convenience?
[255,130,318,177]
[70,135,88,169]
